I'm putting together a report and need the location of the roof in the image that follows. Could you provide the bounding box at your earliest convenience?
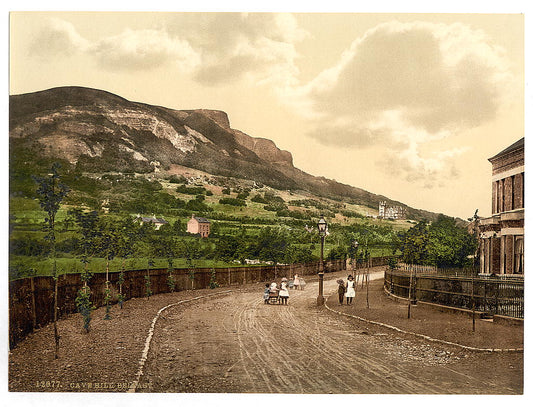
[138,216,168,224]
[488,137,524,162]
[191,216,210,224]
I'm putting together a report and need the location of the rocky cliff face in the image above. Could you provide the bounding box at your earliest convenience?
[181,108,294,166]
[10,86,292,167]
[9,86,440,221]
[9,86,299,188]
[232,129,293,166]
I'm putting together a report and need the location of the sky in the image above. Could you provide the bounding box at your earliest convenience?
[8,5,526,220]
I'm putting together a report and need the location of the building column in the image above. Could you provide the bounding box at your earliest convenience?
[480,238,485,273]
[500,236,506,274]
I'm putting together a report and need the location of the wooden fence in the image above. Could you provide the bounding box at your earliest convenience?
[384,269,524,320]
[9,259,346,349]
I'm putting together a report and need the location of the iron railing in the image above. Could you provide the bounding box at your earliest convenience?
[385,267,524,319]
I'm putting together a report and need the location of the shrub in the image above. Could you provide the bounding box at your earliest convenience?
[219,198,246,207]
[176,185,207,195]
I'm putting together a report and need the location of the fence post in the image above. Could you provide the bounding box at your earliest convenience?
[495,279,499,316]
[408,266,413,319]
[471,273,476,332]
[30,277,37,330]
[413,269,417,304]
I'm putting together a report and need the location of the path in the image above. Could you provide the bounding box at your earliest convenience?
[138,270,522,394]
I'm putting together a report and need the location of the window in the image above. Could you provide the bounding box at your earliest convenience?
[514,237,524,274]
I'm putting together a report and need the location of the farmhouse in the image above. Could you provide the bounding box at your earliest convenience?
[135,215,169,230]
[478,138,524,275]
[187,214,211,238]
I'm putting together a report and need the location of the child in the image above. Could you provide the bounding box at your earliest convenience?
[345,275,356,305]
[263,284,271,304]
[293,274,300,290]
[300,278,306,290]
[337,279,346,305]
[279,280,289,305]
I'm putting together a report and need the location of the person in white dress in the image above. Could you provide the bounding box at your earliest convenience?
[279,281,289,305]
[293,274,300,290]
[345,275,356,305]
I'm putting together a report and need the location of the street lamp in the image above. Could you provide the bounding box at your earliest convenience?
[352,240,359,271]
[317,216,327,305]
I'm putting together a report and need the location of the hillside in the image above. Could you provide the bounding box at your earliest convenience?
[9,86,441,221]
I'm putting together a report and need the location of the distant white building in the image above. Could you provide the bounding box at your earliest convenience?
[378,201,405,220]
[135,215,169,230]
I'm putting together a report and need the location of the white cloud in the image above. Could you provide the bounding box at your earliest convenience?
[289,21,515,188]
[29,13,309,88]
[30,18,90,57]
[179,13,308,86]
[90,29,201,72]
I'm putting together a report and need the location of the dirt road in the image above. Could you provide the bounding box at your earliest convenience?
[138,273,522,394]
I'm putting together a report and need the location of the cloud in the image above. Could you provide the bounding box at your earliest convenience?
[29,18,90,57]
[28,13,308,87]
[90,29,200,72]
[291,21,514,187]
[167,13,309,86]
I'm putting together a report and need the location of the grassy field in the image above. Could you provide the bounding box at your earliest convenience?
[9,174,409,280]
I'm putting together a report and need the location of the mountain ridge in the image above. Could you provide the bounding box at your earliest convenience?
[9,86,443,221]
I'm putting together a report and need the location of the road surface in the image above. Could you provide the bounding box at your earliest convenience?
[137,272,522,394]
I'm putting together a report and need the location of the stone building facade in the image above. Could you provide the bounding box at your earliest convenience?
[479,138,524,275]
[378,201,406,220]
[187,214,211,238]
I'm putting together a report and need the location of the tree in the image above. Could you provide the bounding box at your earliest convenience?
[116,216,140,308]
[177,238,202,289]
[69,209,100,332]
[209,269,220,289]
[398,221,430,265]
[326,244,349,261]
[214,235,239,263]
[152,235,177,292]
[32,163,69,358]
[428,215,477,268]
[97,218,121,319]
[398,216,477,268]
[283,245,315,264]
[253,227,290,265]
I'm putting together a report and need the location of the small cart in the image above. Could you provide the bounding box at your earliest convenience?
[268,290,279,304]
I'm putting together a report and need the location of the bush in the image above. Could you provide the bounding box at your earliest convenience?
[169,175,187,184]
[176,185,207,195]
[236,191,249,200]
[219,198,246,207]
[251,194,268,204]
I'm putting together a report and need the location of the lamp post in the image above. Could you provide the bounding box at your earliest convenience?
[317,216,327,306]
[352,240,359,271]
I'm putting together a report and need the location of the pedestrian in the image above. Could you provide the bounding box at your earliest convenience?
[300,278,306,290]
[345,275,356,305]
[279,279,289,305]
[337,279,346,304]
[270,282,279,304]
[263,283,271,304]
[293,274,300,290]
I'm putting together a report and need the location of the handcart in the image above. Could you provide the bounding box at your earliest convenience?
[268,290,279,304]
